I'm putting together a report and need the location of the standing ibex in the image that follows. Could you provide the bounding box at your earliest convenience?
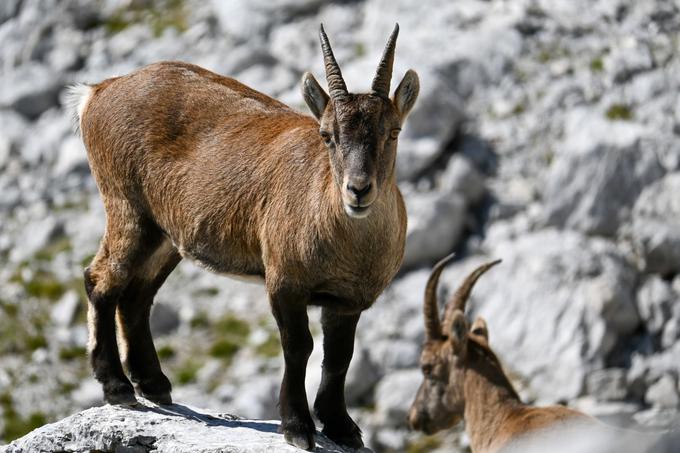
[69,24,419,450]
[408,255,595,452]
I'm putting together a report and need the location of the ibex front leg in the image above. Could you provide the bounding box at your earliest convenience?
[314,309,363,448]
[269,287,316,450]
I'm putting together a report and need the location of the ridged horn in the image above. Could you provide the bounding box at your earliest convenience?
[423,253,456,340]
[445,260,502,322]
[319,24,348,100]
[371,23,399,98]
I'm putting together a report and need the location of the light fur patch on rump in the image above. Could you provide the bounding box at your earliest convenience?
[64,83,93,134]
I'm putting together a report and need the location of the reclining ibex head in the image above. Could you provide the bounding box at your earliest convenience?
[301,24,420,218]
[408,254,502,434]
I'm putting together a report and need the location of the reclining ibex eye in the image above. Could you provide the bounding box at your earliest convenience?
[390,128,401,140]
[320,130,334,147]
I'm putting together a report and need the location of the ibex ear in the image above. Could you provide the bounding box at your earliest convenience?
[448,310,468,354]
[393,69,419,121]
[470,317,488,342]
[301,72,329,120]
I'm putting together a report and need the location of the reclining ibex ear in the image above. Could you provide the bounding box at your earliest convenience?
[449,310,468,355]
[470,317,489,342]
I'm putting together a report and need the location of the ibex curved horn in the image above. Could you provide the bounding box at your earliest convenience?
[444,259,502,323]
[319,24,348,100]
[423,253,456,340]
[371,24,399,98]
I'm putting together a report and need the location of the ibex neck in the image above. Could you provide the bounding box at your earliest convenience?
[463,347,523,452]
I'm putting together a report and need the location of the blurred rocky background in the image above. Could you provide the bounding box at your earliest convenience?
[1,0,680,451]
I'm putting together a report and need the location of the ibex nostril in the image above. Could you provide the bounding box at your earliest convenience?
[348,182,372,198]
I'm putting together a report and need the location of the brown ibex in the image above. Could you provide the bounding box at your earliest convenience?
[408,255,595,452]
[69,24,419,450]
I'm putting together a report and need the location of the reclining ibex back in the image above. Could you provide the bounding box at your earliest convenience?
[69,24,419,450]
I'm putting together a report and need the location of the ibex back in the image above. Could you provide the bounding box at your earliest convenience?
[71,24,419,450]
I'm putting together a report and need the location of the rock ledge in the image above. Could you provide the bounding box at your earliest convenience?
[1,399,351,453]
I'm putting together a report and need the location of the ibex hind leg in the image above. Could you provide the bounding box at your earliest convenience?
[117,236,181,405]
[85,199,155,406]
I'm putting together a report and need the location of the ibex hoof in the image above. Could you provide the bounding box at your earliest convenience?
[104,383,137,406]
[282,422,316,451]
[320,414,363,449]
[322,427,364,450]
[142,392,172,406]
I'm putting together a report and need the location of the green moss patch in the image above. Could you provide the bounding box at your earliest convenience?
[0,393,47,441]
[176,361,199,384]
[406,435,443,453]
[105,0,188,37]
[605,103,633,121]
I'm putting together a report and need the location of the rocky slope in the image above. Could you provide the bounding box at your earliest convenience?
[1,0,680,451]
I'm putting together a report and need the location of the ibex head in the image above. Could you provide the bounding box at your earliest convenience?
[408,255,501,434]
[301,24,420,219]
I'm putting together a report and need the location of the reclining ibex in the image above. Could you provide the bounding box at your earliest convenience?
[408,255,595,452]
[69,24,419,450]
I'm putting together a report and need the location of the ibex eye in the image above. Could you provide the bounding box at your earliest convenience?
[320,131,334,147]
[390,129,401,140]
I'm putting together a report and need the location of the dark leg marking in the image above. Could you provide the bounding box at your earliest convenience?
[270,288,316,451]
[314,309,363,449]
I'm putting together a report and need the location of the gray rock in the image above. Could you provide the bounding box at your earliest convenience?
[2,399,350,453]
[8,217,64,263]
[632,173,680,275]
[402,189,467,269]
[359,267,431,346]
[0,110,28,167]
[460,229,639,401]
[661,303,680,349]
[150,303,180,336]
[439,154,486,204]
[571,397,642,428]
[542,114,664,236]
[47,27,86,72]
[51,290,81,327]
[586,368,628,401]
[628,342,680,400]
[373,368,422,427]
[0,0,21,23]
[210,0,322,42]
[636,276,674,337]
[0,63,62,119]
[345,346,381,406]
[368,339,420,371]
[645,374,679,409]
[53,135,88,177]
[229,374,280,420]
[20,108,72,166]
[604,37,654,83]
[70,378,104,409]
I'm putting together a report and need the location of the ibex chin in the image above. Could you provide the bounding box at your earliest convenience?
[408,255,595,452]
[69,24,419,450]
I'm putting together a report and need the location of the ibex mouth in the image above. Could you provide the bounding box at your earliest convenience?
[344,203,372,219]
